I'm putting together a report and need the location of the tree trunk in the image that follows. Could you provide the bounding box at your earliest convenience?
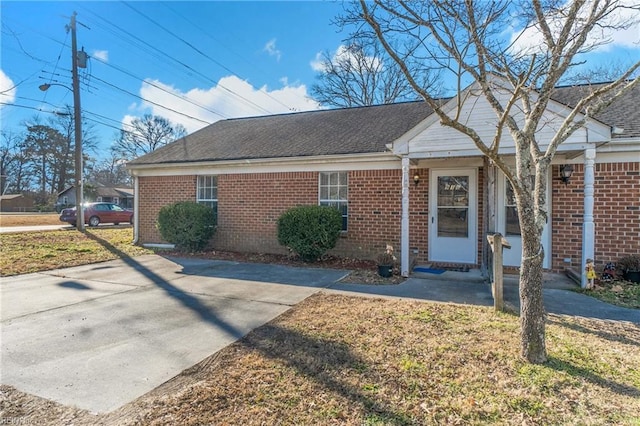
[519,218,547,363]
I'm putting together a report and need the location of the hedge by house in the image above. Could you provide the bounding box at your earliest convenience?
[277,205,343,261]
[157,201,216,251]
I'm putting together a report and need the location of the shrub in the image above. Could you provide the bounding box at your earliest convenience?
[277,205,342,261]
[157,201,216,251]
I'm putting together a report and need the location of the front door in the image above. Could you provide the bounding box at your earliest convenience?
[429,169,477,264]
[497,174,551,268]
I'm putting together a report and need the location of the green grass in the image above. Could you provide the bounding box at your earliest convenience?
[0,228,153,276]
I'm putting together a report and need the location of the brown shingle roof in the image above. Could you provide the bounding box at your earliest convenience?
[551,82,640,139]
[129,82,638,167]
[128,102,436,166]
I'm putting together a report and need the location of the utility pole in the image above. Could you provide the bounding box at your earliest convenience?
[70,11,84,231]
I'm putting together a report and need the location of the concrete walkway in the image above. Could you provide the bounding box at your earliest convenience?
[1,255,637,414]
[329,269,640,323]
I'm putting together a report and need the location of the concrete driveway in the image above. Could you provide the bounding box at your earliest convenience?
[1,255,346,413]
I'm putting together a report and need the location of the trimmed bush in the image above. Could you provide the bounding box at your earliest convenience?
[157,201,216,251]
[277,205,342,261]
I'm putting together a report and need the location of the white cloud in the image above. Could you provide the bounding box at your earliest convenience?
[263,38,282,62]
[509,0,640,54]
[0,69,17,108]
[131,75,322,134]
[310,45,383,73]
[92,50,109,62]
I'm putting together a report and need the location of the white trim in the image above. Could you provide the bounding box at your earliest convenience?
[133,176,139,244]
[128,153,400,176]
[401,156,410,277]
[581,148,596,289]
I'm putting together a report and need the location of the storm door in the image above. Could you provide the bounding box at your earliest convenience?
[429,169,477,263]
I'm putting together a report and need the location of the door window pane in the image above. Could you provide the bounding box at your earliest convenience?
[437,176,469,238]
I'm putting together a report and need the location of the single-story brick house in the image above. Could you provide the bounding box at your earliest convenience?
[127,80,639,285]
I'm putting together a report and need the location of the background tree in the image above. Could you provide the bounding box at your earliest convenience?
[112,114,187,161]
[311,41,439,107]
[23,123,67,204]
[0,130,26,194]
[349,0,640,363]
[86,153,132,187]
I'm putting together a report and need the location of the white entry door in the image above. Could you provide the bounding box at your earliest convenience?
[429,169,477,264]
[497,174,551,269]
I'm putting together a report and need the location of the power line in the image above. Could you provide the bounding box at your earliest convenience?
[131,1,295,112]
[91,56,228,119]
[159,2,299,112]
[90,75,212,125]
[80,4,274,115]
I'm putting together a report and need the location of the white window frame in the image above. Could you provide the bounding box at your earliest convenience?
[197,175,218,220]
[319,171,348,231]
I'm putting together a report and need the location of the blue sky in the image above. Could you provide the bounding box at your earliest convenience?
[2,1,639,161]
[1,1,348,158]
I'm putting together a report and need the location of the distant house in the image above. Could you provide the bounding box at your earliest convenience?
[56,186,134,211]
[127,79,639,285]
[0,194,35,212]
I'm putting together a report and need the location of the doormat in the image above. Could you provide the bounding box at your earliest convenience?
[414,267,446,274]
[429,264,471,272]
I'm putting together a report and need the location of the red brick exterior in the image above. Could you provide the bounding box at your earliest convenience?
[138,175,196,243]
[551,162,640,271]
[137,167,486,265]
[136,162,635,270]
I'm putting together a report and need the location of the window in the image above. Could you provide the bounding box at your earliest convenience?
[197,175,218,221]
[319,171,348,231]
[505,181,520,236]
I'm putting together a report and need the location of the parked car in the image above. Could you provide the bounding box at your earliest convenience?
[60,202,134,227]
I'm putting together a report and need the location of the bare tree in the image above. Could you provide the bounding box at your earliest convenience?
[112,114,187,161]
[311,41,439,107]
[86,153,131,187]
[350,0,640,363]
[0,130,25,194]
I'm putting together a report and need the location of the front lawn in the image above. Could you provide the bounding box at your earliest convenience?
[3,294,638,425]
[0,228,153,276]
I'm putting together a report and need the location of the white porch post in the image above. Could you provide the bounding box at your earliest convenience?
[581,147,596,288]
[401,156,410,277]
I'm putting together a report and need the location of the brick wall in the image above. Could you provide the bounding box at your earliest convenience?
[137,166,483,267]
[214,172,317,253]
[138,175,196,243]
[551,162,640,271]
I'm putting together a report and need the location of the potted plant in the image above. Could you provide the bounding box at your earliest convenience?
[617,254,640,283]
[377,244,396,278]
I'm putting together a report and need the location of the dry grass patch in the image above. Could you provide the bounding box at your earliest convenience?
[575,280,640,309]
[0,213,62,227]
[2,294,639,425]
[0,228,152,276]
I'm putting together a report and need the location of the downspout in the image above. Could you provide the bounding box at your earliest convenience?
[581,144,596,289]
[133,175,139,244]
[401,156,410,277]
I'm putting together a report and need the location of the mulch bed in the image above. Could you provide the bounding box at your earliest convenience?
[158,249,406,285]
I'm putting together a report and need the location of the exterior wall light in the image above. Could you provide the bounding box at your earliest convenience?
[413,173,420,186]
[560,164,574,185]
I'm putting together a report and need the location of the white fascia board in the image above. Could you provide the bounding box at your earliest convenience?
[128,152,401,177]
[392,83,482,155]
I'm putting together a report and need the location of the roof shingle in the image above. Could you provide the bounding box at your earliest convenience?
[129,82,638,166]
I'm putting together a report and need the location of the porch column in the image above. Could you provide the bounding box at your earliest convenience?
[133,175,139,244]
[581,147,596,288]
[401,156,410,277]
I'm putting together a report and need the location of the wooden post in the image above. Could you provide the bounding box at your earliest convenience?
[487,233,510,312]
